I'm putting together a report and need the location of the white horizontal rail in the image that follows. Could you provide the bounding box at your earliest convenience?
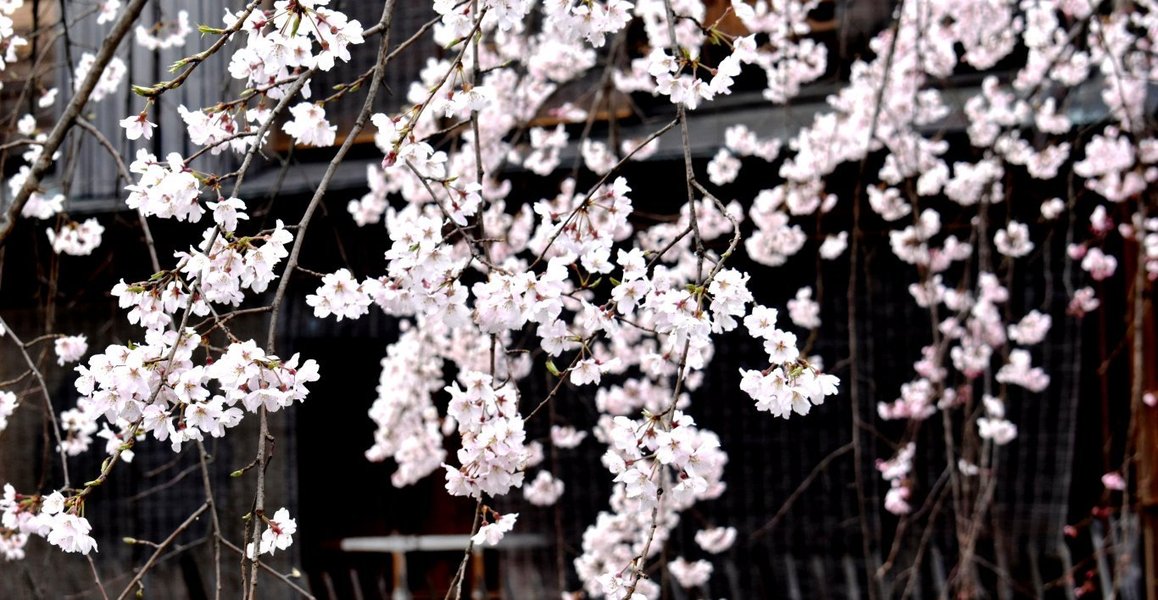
[339,533,547,553]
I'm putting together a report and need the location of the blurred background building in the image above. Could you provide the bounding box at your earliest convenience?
[0,1,1153,598]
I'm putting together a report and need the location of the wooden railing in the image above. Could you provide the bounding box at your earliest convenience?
[322,533,549,600]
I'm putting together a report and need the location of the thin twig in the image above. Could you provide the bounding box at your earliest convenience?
[196,441,224,600]
[530,118,678,270]
[87,556,110,600]
[844,4,906,597]
[74,116,160,273]
[0,314,71,488]
[221,538,316,599]
[750,443,854,539]
[249,3,399,597]
[115,502,210,600]
[134,1,261,99]
[445,499,484,600]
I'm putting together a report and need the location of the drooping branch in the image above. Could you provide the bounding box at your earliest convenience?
[0,313,72,489]
[0,0,149,247]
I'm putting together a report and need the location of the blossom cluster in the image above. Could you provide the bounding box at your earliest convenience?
[472,511,518,547]
[364,323,448,485]
[443,372,529,499]
[0,1,26,77]
[877,443,916,515]
[570,410,729,599]
[225,1,364,88]
[46,219,105,256]
[8,88,105,257]
[739,305,839,418]
[152,0,365,155]
[1,486,98,559]
[66,328,318,461]
[135,9,191,50]
[110,220,289,331]
[125,151,206,222]
[74,52,126,103]
[315,4,849,593]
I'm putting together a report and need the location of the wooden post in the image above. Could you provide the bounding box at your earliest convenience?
[1126,223,1157,600]
[471,548,487,600]
[391,550,411,600]
[1136,296,1156,600]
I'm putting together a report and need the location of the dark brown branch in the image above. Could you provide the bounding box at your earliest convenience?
[249,3,399,597]
[0,313,71,488]
[750,443,854,539]
[0,0,149,247]
[115,502,210,600]
[134,1,261,98]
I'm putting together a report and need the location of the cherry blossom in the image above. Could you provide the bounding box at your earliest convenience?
[0,391,16,434]
[1081,247,1118,281]
[694,526,737,554]
[819,232,848,259]
[53,335,88,365]
[119,112,156,141]
[46,219,104,256]
[88,1,119,22]
[1041,198,1065,220]
[472,512,517,547]
[46,513,98,555]
[996,350,1050,393]
[1101,472,1126,491]
[3,1,1156,596]
[877,443,915,515]
[550,425,587,449]
[787,287,821,329]
[978,417,1018,446]
[73,53,125,103]
[1008,311,1051,346]
[134,10,191,50]
[668,557,712,588]
[20,192,63,220]
[206,197,249,233]
[283,103,337,147]
[994,221,1034,258]
[443,372,529,498]
[523,471,565,506]
[247,508,297,558]
[306,269,372,321]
